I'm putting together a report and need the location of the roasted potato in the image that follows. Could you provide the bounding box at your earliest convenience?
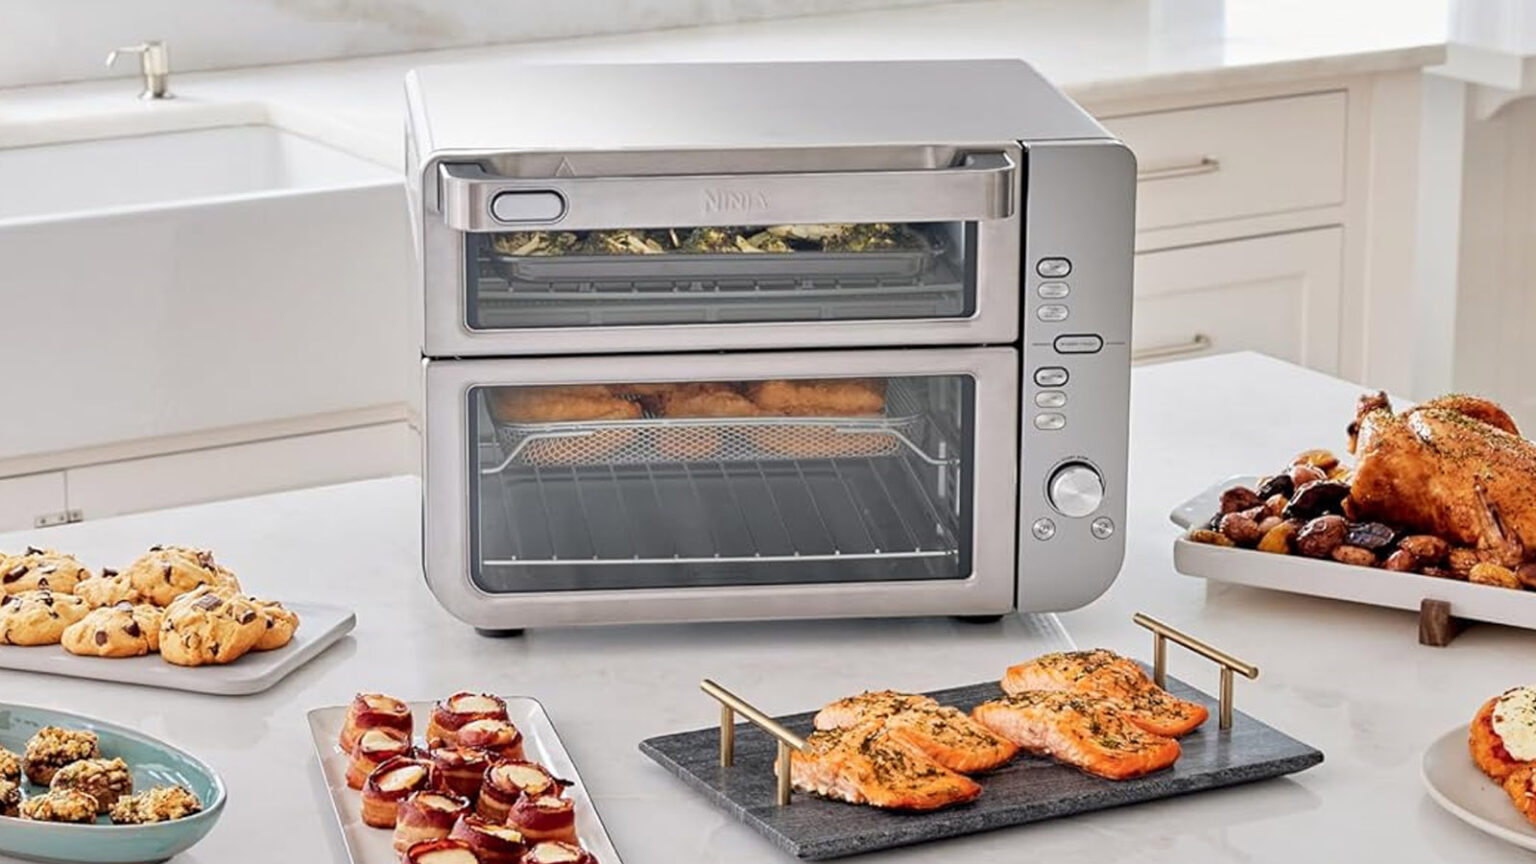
[1296,515,1348,559]
[1470,562,1522,589]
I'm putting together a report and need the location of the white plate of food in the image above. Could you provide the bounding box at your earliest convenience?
[0,544,356,695]
[1422,687,1536,852]
[308,692,622,864]
[1172,475,1536,631]
[1171,388,1536,631]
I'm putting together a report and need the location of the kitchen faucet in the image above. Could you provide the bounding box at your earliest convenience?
[105,40,172,100]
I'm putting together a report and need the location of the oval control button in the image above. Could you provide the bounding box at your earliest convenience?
[1034,413,1066,431]
[1037,258,1072,278]
[1037,304,1070,322]
[1034,367,1069,387]
[1038,282,1071,299]
[1035,390,1067,408]
[1054,334,1104,354]
[491,190,566,223]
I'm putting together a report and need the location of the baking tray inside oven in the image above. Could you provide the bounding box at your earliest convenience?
[485,378,940,470]
[468,227,968,328]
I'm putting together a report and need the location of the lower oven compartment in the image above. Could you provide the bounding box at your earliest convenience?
[422,348,1019,625]
[472,376,970,593]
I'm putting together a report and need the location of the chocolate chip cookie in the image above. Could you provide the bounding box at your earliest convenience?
[61,602,163,658]
[0,547,91,596]
[50,757,133,813]
[249,597,300,651]
[123,545,242,607]
[159,586,264,666]
[0,590,91,646]
[0,778,19,817]
[23,726,100,786]
[110,785,203,824]
[20,787,98,823]
[73,568,142,609]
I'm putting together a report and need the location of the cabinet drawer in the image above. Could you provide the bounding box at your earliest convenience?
[1104,92,1347,231]
[0,472,67,532]
[1132,228,1344,372]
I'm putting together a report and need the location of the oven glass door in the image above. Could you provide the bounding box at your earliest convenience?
[466,220,977,330]
[464,368,984,594]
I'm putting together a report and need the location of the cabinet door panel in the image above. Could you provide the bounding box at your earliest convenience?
[0,472,67,532]
[1132,228,1344,372]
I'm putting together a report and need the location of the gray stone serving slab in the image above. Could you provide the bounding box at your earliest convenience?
[640,671,1324,860]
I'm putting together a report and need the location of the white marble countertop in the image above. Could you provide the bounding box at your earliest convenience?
[1,351,1531,862]
[0,0,1454,164]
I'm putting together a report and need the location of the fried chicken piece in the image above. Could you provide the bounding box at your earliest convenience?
[744,378,887,417]
[655,383,762,419]
[486,386,640,424]
[1348,392,1535,564]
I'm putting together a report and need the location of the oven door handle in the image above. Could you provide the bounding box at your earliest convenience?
[435,152,1016,231]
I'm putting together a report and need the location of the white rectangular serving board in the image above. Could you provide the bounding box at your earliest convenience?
[1171,476,1536,631]
[0,601,355,695]
[308,697,624,864]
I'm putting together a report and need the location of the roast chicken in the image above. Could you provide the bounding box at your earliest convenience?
[1348,392,1536,565]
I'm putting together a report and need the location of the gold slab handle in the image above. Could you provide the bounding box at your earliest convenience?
[701,679,807,806]
[1132,613,1258,731]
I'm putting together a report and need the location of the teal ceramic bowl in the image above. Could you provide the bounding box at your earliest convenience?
[0,703,226,863]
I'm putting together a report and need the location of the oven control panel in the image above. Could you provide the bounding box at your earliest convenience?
[1016,139,1135,612]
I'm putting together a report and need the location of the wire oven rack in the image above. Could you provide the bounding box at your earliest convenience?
[483,378,949,472]
[476,453,961,575]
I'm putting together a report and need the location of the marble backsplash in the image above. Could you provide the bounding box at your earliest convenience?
[0,0,936,89]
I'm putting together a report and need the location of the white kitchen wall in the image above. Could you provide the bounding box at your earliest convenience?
[0,0,933,89]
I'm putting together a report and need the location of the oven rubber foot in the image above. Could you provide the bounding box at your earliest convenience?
[952,615,1005,625]
[474,627,526,638]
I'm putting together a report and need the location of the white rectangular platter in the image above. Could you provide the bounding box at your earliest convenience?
[0,601,355,695]
[1171,476,1536,631]
[308,697,624,864]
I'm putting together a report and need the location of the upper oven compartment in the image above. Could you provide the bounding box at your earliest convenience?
[416,144,1023,356]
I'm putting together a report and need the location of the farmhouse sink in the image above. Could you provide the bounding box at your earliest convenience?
[0,121,412,461]
[0,124,391,224]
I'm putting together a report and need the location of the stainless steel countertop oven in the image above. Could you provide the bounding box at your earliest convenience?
[406,59,1134,630]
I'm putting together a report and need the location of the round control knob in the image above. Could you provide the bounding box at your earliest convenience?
[1048,463,1105,518]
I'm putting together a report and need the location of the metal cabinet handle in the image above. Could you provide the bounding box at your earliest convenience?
[1132,333,1212,361]
[436,151,1016,232]
[1137,156,1220,182]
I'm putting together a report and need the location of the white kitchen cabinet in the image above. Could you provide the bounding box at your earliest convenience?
[1103,91,1348,232]
[0,472,68,532]
[1131,227,1344,372]
[65,423,411,521]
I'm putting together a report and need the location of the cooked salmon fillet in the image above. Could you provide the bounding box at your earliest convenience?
[786,720,983,810]
[813,691,1018,774]
[1002,650,1209,737]
[972,691,1181,780]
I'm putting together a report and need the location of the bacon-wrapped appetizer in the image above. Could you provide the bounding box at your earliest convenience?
[339,692,413,754]
[392,790,471,854]
[426,692,508,748]
[401,838,479,864]
[522,841,597,864]
[430,746,490,799]
[345,727,414,790]
[448,813,529,864]
[475,760,563,823]
[360,755,439,828]
[507,794,577,844]
[457,718,525,762]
